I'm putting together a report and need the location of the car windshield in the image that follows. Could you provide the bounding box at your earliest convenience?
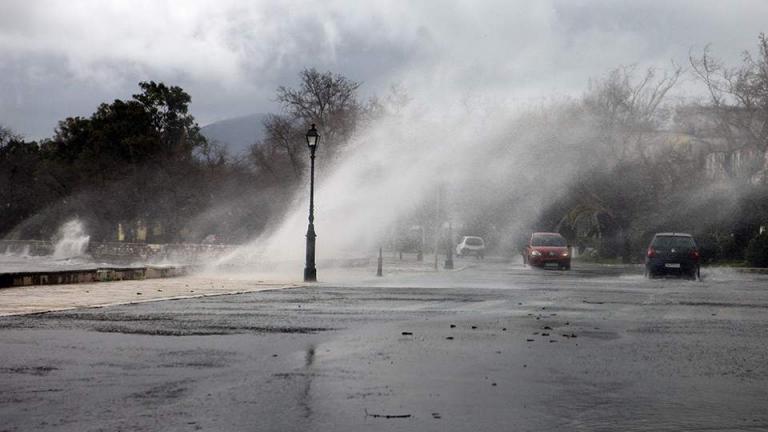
[531,235,566,247]
[465,237,483,246]
[652,236,696,249]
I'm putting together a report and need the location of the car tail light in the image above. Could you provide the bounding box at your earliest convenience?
[647,247,656,258]
[690,249,700,262]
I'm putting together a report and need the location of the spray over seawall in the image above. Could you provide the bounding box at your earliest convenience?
[212,95,594,275]
[52,219,90,259]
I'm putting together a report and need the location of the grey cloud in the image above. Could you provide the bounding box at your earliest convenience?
[1,0,766,139]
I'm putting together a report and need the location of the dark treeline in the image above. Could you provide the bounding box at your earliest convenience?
[2,35,768,265]
[1,81,261,243]
[0,70,374,245]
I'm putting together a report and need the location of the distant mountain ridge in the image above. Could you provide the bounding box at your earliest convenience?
[200,113,269,156]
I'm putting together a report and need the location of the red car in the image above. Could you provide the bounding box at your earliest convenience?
[523,232,571,270]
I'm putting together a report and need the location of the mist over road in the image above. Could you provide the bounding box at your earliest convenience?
[1,261,767,431]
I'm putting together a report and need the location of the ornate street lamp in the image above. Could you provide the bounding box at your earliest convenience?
[304,124,320,282]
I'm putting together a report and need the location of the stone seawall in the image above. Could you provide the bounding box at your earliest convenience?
[90,242,234,263]
[0,240,235,263]
[0,240,53,256]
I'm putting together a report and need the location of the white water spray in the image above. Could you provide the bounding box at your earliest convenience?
[212,98,586,275]
[52,220,91,259]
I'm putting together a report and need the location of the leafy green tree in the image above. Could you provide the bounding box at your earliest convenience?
[745,232,768,267]
[0,132,63,237]
[133,81,206,161]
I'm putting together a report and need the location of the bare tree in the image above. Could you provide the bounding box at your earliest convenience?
[559,65,682,262]
[275,68,362,154]
[584,65,681,162]
[690,33,768,181]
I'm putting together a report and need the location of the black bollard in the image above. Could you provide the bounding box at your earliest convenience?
[377,247,383,277]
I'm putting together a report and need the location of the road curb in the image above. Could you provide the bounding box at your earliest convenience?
[0,283,301,317]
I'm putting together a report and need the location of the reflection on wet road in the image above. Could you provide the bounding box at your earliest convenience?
[1,261,767,431]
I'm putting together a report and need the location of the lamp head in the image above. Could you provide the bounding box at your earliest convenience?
[306,124,319,149]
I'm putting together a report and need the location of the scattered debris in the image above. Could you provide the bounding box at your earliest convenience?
[365,409,412,419]
[526,338,534,342]
[543,326,552,330]
[542,333,550,336]
[432,412,441,419]
[401,332,413,336]
[446,336,454,340]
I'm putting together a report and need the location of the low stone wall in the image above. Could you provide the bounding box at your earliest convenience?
[90,242,234,263]
[0,240,53,256]
[0,240,236,263]
[0,265,189,288]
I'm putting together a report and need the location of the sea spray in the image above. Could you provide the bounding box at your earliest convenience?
[52,220,91,259]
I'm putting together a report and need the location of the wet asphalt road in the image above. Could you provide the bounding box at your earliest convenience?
[1,260,768,431]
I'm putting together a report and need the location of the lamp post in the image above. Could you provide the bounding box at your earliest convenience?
[304,124,320,282]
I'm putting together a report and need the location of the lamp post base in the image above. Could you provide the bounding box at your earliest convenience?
[304,267,317,282]
[304,222,317,282]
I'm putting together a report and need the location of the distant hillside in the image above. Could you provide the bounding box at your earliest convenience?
[200,113,269,156]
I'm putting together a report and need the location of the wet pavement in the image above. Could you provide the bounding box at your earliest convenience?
[1,260,767,431]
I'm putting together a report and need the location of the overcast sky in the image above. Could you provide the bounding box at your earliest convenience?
[1,0,766,140]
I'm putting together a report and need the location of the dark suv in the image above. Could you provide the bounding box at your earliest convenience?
[645,233,701,280]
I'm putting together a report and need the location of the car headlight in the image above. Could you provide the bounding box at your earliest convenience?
[561,252,569,257]
[531,250,542,257]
